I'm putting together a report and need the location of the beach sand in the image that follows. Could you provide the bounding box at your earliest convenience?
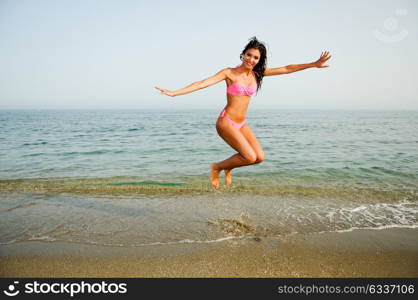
[1,228,417,278]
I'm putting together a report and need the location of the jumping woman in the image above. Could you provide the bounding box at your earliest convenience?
[155,37,331,189]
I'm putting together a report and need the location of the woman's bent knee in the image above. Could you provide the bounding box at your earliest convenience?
[255,154,265,164]
[241,152,257,164]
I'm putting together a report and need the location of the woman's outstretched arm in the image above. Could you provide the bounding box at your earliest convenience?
[155,68,229,97]
[264,51,331,76]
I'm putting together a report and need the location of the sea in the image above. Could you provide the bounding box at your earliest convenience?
[0,109,417,247]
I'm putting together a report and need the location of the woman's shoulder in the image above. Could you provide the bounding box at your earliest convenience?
[214,67,232,75]
[221,67,233,72]
[222,67,236,81]
[215,67,233,79]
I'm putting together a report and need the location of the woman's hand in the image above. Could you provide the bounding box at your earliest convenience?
[154,87,176,97]
[314,51,331,68]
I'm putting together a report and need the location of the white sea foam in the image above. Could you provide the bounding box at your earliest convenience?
[1,195,417,247]
[320,224,418,234]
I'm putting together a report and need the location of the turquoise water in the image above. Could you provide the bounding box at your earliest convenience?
[1,109,417,186]
[0,109,417,246]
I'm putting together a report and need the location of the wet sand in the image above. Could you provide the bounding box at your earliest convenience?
[1,228,417,277]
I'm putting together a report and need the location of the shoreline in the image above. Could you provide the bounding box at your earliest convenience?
[1,228,417,277]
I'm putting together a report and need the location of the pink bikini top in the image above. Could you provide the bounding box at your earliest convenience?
[226,82,257,96]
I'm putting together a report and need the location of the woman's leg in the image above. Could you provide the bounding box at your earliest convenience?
[239,124,265,163]
[210,118,258,188]
[216,120,259,169]
[223,124,265,186]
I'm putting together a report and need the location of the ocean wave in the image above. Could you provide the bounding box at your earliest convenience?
[2,225,418,248]
[22,141,48,146]
[2,201,38,212]
[1,199,417,247]
[0,176,417,198]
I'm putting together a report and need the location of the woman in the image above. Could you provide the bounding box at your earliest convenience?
[155,37,331,189]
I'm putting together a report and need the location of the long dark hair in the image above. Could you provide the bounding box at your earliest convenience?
[240,36,267,92]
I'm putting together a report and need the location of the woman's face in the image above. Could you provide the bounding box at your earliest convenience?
[242,48,261,69]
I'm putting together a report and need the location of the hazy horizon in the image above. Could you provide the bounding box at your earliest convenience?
[1,0,417,110]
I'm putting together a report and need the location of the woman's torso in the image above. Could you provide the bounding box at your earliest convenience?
[223,67,257,123]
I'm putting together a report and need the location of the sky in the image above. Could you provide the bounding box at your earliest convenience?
[0,0,417,110]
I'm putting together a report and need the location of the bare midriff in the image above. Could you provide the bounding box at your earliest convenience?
[223,94,251,123]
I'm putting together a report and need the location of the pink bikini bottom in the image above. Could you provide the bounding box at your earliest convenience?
[218,109,246,130]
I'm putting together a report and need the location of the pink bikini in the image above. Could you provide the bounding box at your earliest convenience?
[226,82,257,96]
[219,81,257,129]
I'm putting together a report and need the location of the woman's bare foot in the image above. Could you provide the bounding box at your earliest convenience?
[210,163,221,189]
[224,169,232,187]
